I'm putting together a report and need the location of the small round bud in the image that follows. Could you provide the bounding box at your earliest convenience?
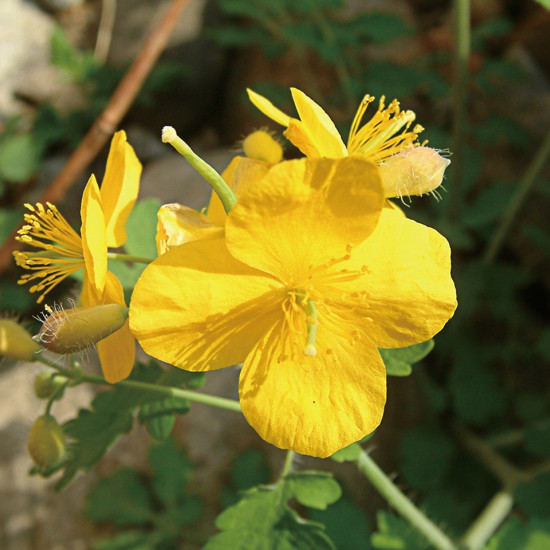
[27,414,65,468]
[33,371,67,400]
[36,303,129,354]
[0,319,42,362]
[243,130,283,164]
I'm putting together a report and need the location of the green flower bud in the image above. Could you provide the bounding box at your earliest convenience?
[36,303,129,355]
[0,319,42,362]
[27,414,65,468]
[33,371,67,400]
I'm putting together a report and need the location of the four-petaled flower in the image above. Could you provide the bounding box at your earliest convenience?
[129,156,456,457]
[248,87,450,200]
[14,131,141,382]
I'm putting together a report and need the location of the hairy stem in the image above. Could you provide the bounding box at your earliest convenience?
[356,450,457,550]
[38,358,242,413]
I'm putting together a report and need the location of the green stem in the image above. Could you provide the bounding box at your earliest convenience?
[280,450,295,478]
[356,450,457,550]
[447,0,470,220]
[38,357,242,413]
[483,126,550,263]
[459,491,513,550]
[162,126,236,214]
[107,252,153,264]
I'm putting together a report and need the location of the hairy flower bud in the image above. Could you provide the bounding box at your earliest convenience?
[27,414,65,468]
[0,319,42,361]
[378,146,450,199]
[36,303,129,354]
[33,371,67,400]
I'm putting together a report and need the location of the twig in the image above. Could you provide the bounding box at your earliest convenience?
[0,0,192,272]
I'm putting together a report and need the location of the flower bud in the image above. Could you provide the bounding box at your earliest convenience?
[36,303,129,354]
[242,130,283,164]
[0,319,42,361]
[156,203,221,255]
[378,146,450,199]
[27,414,65,468]
[33,371,67,400]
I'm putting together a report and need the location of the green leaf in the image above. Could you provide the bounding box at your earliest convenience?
[515,473,550,519]
[484,517,550,550]
[124,198,161,259]
[534,0,550,9]
[52,362,194,489]
[149,439,193,508]
[284,471,342,510]
[399,428,455,491]
[205,477,338,549]
[379,340,434,377]
[349,12,413,44]
[139,396,189,441]
[331,442,363,463]
[85,470,153,526]
[309,494,372,550]
[92,531,154,550]
[0,133,42,182]
[371,511,430,549]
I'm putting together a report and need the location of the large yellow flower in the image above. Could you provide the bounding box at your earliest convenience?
[248,87,450,200]
[129,156,456,457]
[14,131,141,382]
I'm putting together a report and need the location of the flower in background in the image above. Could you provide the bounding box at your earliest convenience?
[130,156,457,457]
[14,130,141,382]
[247,87,450,200]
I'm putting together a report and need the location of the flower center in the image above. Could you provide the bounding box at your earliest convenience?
[346,95,424,162]
[14,203,84,303]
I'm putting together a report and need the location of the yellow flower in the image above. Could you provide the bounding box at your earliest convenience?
[130,156,456,457]
[14,130,141,383]
[247,87,450,200]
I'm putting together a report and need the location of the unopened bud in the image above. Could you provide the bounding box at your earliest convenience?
[27,414,65,468]
[0,319,41,361]
[242,130,283,164]
[378,146,450,199]
[34,371,67,400]
[156,203,221,255]
[36,303,129,354]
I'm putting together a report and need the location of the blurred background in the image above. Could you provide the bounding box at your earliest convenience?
[1,0,549,548]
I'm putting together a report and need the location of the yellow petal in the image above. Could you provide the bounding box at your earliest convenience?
[288,87,347,158]
[336,208,457,348]
[81,174,107,295]
[207,156,270,226]
[95,272,135,382]
[239,315,386,458]
[247,88,291,127]
[129,237,281,370]
[226,157,384,283]
[378,146,450,198]
[156,203,222,255]
[101,130,142,248]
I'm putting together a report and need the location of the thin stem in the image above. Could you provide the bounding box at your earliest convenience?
[280,450,295,478]
[483,126,550,263]
[459,491,513,550]
[356,450,457,550]
[107,252,153,264]
[162,126,237,214]
[447,0,470,220]
[94,0,117,64]
[38,357,242,414]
